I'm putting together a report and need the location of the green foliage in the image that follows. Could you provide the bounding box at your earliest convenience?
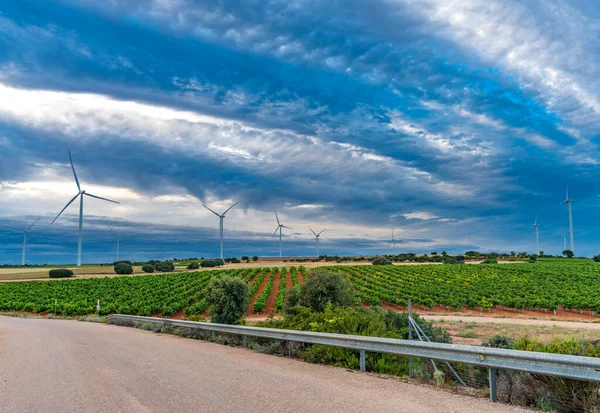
[141,264,155,273]
[49,269,73,278]
[187,262,200,270]
[481,258,498,264]
[113,260,132,266]
[593,254,600,263]
[154,261,175,272]
[205,275,248,324]
[285,269,354,313]
[482,334,515,349]
[275,268,287,311]
[200,259,223,268]
[252,256,259,261]
[114,263,133,274]
[563,249,574,258]
[371,257,392,265]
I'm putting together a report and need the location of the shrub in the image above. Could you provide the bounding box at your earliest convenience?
[252,256,258,261]
[154,261,175,272]
[113,260,132,266]
[205,275,248,324]
[481,258,498,264]
[285,269,354,313]
[49,269,73,278]
[141,264,155,273]
[187,262,200,270]
[593,254,600,263]
[371,257,392,265]
[114,263,133,274]
[482,334,514,349]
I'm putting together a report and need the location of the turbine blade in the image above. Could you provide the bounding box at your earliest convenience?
[272,227,279,238]
[222,202,238,216]
[318,229,326,236]
[51,194,80,224]
[202,204,221,217]
[282,225,293,229]
[274,207,280,225]
[68,150,81,191]
[25,218,41,232]
[107,224,117,236]
[308,226,317,236]
[85,193,120,204]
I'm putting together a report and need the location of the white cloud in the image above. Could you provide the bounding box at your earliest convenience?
[392,211,440,220]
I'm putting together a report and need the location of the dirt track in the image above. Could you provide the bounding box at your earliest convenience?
[423,315,600,330]
[0,317,528,413]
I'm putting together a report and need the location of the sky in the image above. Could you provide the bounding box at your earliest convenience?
[1,0,599,264]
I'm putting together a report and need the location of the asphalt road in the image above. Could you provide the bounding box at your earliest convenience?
[0,317,528,413]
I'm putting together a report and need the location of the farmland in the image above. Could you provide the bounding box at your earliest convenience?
[1,261,600,317]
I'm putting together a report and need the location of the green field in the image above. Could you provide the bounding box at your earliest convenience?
[1,261,599,316]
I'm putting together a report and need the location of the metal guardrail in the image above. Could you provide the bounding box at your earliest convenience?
[108,314,600,401]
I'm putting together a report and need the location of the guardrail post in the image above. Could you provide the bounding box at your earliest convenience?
[360,350,366,372]
[243,335,248,348]
[488,368,497,402]
[211,331,216,341]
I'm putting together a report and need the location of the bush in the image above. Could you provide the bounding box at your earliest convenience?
[252,256,259,261]
[187,262,200,270]
[371,257,393,265]
[141,264,155,273]
[205,275,248,324]
[49,269,73,278]
[481,258,498,264]
[482,334,514,349]
[285,269,354,313]
[114,263,133,274]
[113,260,132,266]
[593,254,600,263]
[200,259,224,268]
[154,261,175,272]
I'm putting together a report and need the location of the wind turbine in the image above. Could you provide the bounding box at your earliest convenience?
[561,229,568,252]
[4,218,41,265]
[272,207,292,258]
[532,217,540,255]
[203,202,238,260]
[51,151,120,267]
[108,225,121,261]
[309,226,325,257]
[560,183,575,254]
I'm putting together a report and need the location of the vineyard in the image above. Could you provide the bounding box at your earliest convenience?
[1,261,599,316]
[331,260,600,312]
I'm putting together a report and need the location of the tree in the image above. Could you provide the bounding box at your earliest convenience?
[563,249,574,258]
[205,275,248,324]
[114,263,133,274]
[371,257,392,265]
[252,256,259,262]
[187,262,200,270]
[49,269,73,278]
[594,254,600,263]
[141,264,155,273]
[510,251,516,257]
[285,269,354,313]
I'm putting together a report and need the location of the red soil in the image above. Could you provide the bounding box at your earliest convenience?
[380,301,600,322]
[297,269,305,284]
[246,271,260,287]
[285,271,293,289]
[241,272,254,282]
[246,272,272,314]
[260,271,281,316]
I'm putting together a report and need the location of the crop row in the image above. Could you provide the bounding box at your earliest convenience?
[275,267,288,311]
[252,267,278,313]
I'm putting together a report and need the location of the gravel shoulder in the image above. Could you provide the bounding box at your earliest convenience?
[0,317,528,413]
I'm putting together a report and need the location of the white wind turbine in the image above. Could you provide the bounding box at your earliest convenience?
[51,151,120,267]
[203,202,238,260]
[4,218,41,265]
[561,229,568,252]
[532,216,540,255]
[108,225,121,261]
[272,207,292,258]
[309,226,326,258]
[560,183,575,254]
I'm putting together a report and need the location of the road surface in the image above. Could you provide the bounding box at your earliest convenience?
[0,317,528,413]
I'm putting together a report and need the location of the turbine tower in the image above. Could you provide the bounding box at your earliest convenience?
[203,202,238,260]
[309,226,325,257]
[532,217,540,255]
[560,183,575,254]
[51,151,120,267]
[108,225,120,261]
[4,218,41,265]
[272,207,292,258]
[561,229,568,252]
